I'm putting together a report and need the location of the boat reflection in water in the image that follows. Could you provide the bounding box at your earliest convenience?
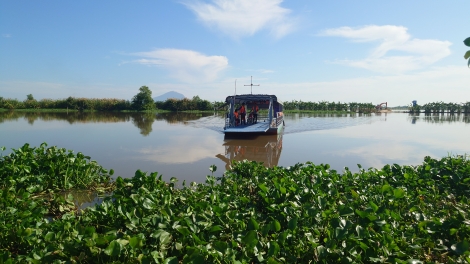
[216,133,283,170]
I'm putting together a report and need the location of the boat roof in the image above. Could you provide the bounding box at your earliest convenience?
[225,94,281,104]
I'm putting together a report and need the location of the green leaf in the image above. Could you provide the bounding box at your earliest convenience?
[451,241,469,255]
[129,236,144,249]
[450,228,458,235]
[209,164,217,172]
[242,230,258,248]
[248,218,259,231]
[288,216,298,231]
[175,242,183,250]
[104,240,122,257]
[464,37,470,47]
[213,241,227,253]
[394,188,405,199]
[209,225,223,232]
[267,257,281,264]
[355,209,368,218]
[177,226,191,236]
[369,201,379,212]
[271,219,281,232]
[163,257,179,264]
[465,50,470,60]
[142,198,156,209]
[335,226,348,239]
[317,245,326,257]
[258,183,268,192]
[151,230,172,246]
[381,184,392,193]
[44,232,55,242]
[356,225,366,238]
[267,241,280,257]
[339,206,354,216]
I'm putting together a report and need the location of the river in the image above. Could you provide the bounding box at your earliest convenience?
[1,111,469,184]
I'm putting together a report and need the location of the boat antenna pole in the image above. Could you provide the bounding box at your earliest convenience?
[244,76,260,94]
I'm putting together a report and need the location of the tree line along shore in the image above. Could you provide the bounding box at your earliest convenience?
[1,86,469,113]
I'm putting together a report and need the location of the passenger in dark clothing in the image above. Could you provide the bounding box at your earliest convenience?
[252,103,259,123]
[240,103,246,125]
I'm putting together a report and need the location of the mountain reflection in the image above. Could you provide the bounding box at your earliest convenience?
[216,133,283,170]
[0,111,216,136]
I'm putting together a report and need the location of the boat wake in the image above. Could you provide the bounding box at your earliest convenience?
[187,114,379,135]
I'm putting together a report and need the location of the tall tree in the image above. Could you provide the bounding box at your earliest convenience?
[132,86,155,111]
[464,37,470,67]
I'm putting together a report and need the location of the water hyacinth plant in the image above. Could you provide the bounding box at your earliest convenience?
[0,143,470,263]
[0,143,114,192]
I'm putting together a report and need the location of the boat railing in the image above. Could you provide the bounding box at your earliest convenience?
[270,113,284,128]
[225,117,232,129]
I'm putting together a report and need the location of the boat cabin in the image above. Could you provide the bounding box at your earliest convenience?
[223,94,284,135]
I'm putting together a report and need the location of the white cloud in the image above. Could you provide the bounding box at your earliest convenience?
[2,34,11,38]
[131,49,228,83]
[321,25,452,73]
[183,0,296,38]
[134,134,223,164]
[254,65,469,106]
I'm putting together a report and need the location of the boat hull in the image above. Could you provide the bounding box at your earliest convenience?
[223,120,284,136]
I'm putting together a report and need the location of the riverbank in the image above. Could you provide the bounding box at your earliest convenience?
[1,143,469,263]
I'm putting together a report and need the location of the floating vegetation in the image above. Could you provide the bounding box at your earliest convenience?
[1,143,469,263]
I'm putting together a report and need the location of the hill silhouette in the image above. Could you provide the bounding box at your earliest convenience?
[153,91,185,102]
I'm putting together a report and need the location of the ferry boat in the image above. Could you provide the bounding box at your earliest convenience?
[223,94,284,136]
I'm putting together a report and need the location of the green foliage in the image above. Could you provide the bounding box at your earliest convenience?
[283,100,375,113]
[421,101,470,114]
[0,143,114,192]
[156,96,215,111]
[1,145,470,262]
[465,37,470,67]
[132,86,155,111]
[1,97,131,111]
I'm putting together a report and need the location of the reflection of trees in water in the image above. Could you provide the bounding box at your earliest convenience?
[155,112,214,124]
[0,111,132,125]
[130,113,154,136]
[0,111,219,136]
[408,113,470,124]
[216,134,283,170]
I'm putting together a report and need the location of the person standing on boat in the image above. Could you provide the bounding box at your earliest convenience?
[240,103,246,125]
[252,102,259,124]
[234,109,240,126]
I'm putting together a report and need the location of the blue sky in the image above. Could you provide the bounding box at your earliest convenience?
[1,0,468,106]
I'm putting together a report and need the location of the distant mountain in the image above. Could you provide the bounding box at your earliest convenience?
[153,91,185,102]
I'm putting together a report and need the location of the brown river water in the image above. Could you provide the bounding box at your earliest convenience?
[1,111,469,185]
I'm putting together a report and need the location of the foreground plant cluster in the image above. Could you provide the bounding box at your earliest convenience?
[1,144,470,263]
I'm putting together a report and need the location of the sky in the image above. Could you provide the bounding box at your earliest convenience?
[1,0,469,106]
